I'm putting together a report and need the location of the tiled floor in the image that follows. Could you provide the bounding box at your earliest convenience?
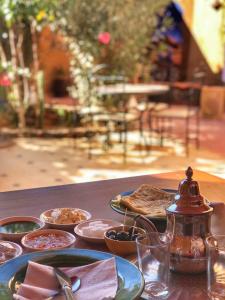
[0,116,224,192]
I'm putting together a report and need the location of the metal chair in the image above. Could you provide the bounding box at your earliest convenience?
[72,74,129,160]
[148,85,201,155]
[91,76,149,163]
[96,78,141,163]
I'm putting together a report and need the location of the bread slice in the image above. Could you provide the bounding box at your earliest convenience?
[120,184,174,217]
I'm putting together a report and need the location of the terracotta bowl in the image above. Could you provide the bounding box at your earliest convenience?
[0,240,23,264]
[40,208,92,232]
[0,216,45,242]
[21,229,76,252]
[104,225,146,256]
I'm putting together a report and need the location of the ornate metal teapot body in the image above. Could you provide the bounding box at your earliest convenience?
[135,167,213,274]
[166,167,213,273]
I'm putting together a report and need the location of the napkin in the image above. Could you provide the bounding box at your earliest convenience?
[14,257,118,300]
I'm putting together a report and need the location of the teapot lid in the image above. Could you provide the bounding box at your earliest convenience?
[166,167,213,215]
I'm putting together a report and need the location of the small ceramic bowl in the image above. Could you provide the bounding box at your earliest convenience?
[104,225,146,256]
[40,208,92,231]
[0,240,23,264]
[21,229,76,252]
[0,216,45,242]
[74,219,122,244]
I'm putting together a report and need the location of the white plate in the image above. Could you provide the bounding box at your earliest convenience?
[74,219,122,244]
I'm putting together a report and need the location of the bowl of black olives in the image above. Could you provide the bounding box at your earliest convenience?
[104,225,145,256]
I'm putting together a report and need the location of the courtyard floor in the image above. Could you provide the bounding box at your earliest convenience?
[0,115,224,192]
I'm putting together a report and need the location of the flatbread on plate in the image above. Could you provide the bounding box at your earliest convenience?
[119,184,175,217]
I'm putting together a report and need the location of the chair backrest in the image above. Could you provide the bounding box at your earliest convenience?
[94,74,128,113]
[187,87,201,107]
[169,83,201,108]
[147,88,173,106]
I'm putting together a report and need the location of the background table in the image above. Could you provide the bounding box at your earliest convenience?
[0,170,224,299]
[97,83,170,96]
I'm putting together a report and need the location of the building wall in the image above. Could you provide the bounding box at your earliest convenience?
[192,0,224,74]
[177,0,194,27]
[177,0,224,84]
[38,27,71,97]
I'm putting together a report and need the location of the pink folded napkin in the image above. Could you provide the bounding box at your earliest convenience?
[14,257,118,300]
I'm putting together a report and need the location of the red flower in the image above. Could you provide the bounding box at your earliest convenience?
[0,74,12,87]
[98,32,111,45]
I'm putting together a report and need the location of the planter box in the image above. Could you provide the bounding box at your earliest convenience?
[200,86,225,118]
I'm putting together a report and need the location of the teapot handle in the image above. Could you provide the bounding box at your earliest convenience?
[134,214,158,233]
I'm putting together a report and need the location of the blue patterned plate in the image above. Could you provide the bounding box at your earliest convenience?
[0,248,144,300]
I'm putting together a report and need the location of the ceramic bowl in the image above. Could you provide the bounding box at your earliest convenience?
[74,219,122,244]
[21,229,76,252]
[40,208,92,231]
[104,225,146,256]
[0,240,23,264]
[0,216,45,242]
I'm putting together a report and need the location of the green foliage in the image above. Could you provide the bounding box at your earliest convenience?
[0,0,171,126]
[0,0,70,130]
[0,0,67,86]
[68,0,170,79]
[0,0,65,27]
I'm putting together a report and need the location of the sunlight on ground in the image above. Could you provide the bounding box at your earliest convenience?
[0,135,224,192]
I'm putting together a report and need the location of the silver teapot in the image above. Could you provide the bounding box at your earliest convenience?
[135,167,213,274]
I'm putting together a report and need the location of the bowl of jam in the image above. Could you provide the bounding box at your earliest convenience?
[0,216,45,242]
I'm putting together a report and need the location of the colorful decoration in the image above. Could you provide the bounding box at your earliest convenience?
[98,32,111,45]
[0,74,11,87]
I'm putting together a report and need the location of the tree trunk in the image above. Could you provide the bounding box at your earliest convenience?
[8,27,25,135]
[17,104,26,135]
[30,21,42,128]
[17,32,30,108]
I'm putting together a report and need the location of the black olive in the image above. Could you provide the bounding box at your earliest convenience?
[107,230,117,236]
[116,231,129,241]
[108,234,116,240]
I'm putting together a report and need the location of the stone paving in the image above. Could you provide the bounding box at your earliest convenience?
[0,115,224,192]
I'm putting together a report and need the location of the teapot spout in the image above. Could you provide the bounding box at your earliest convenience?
[134,215,158,233]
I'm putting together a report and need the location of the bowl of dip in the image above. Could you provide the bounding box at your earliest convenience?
[21,229,76,252]
[0,216,45,242]
[0,240,23,264]
[40,207,91,231]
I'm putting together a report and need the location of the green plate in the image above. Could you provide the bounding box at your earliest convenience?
[0,248,144,300]
[110,189,176,221]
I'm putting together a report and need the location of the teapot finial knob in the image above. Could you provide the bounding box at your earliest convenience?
[186,166,193,181]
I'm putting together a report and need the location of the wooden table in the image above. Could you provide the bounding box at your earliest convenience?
[0,170,224,299]
[97,83,169,96]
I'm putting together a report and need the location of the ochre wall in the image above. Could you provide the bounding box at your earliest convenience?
[38,27,71,96]
[177,0,194,28]
[177,0,224,78]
